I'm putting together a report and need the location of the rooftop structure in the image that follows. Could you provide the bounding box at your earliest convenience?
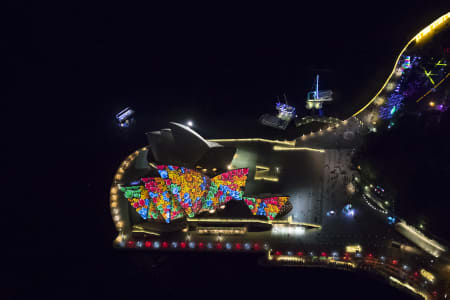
[306,75,333,110]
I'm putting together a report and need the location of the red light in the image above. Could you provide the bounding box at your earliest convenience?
[414,272,419,277]
[432,291,437,297]
[198,242,204,249]
[368,253,373,258]
[162,241,169,248]
[392,259,398,265]
[253,243,260,250]
[297,251,304,256]
[180,242,187,248]
[275,251,282,256]
[126,240,135,248]
[321,252,327,257]
[216,243,222,250]
[235,243,242,250]
[144,241,152,248]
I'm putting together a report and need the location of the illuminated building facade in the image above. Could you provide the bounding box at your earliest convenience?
[121,165,291,223]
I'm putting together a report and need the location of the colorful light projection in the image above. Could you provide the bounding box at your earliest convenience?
[204,168,248,211]
[243,196,289,220]
[380,92,404,120]
[141,177,183,222]
[120,186,151,220]
[121,166,289,222]
[157,165,209,218]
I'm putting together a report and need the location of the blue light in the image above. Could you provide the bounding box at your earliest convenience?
[206,242,213,249]
[188,242,195,249]
[244,243,251,250]
[225,242,232,250]
[136,241,143,248]
[171,241,178,248]
[153,241,161,249]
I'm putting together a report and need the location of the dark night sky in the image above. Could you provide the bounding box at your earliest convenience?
[5,1,449,299]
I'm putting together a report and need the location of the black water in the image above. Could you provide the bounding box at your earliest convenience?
[6,1,449,299]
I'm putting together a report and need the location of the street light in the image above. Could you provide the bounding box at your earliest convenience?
[187,120,193,127]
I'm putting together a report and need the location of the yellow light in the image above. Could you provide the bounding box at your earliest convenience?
[186,217,321,229]
[227,164,232,170]
[202,168,207,172]
[273,146,325,153]
[416,73,450,103]
[389,276,429,300]
[116,221,124,228]
[212,168,217,172]
[429,101,435,107]
[345,245,362,253]
[415,13,450,43]
[375,97,385,106]
[420,269,435,283]
[208,138,295,146]
[110,201,118,208]
[275,256,305,263]
[110,187,118,194]
[386,82,395,91]
[114,174,122,180]
[110,194,118,201]
[254,176,279,182]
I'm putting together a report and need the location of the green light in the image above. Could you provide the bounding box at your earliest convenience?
[424,69,436,85]
[390,105,397,115]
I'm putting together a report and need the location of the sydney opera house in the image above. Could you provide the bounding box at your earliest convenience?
[110,122,300,241]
